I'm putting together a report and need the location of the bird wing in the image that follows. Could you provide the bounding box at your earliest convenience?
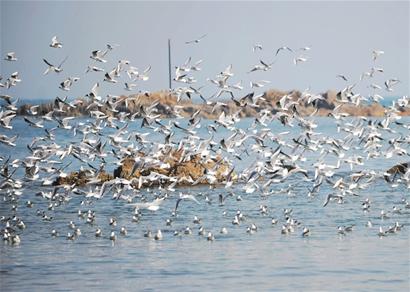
[24,117,36,126]
[323,194,331,207]
[174,198,182,213]
[43,58,53,66]
[143,65,151,74]
[0,95,12,104]
[58,56,69,68]
[185,194,200,204]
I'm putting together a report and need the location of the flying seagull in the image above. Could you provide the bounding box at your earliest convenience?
[50,36,63,48]
[185,34,207,44]
[252,44,263,52]
[174,193,200,214]
[4,52,17,61]
[294,56,308,65]
[336,74,348,81]
[275,46,293,56]
[372,50,384,62]
[43,56,68,75]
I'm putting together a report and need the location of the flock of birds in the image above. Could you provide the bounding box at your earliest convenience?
[0,35,409,246]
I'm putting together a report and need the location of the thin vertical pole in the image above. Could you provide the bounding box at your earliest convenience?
[168,39,172,90]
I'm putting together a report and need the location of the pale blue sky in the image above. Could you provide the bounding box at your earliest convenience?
[0,0,409,100]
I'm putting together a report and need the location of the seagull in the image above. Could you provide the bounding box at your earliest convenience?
[85,83,101,101]
[27,105,40,116]
[378,226,386,237]
[252,44,263,52]
[184,226,192,235]
[220,64,234,77]
[50,36,63,48]
[59,77,80,91]
[174,192,200,214]
[120,227,128,236]
[0,134,18,147]
[294,56,308,65]
[336,74,348,81]
[250,80,270,88]
[384,78,400,92]
[302,227,310,237]
[90,49,109,63]
[372,50,384,61]
[248,60,275,73]
[275,46,293,56]
[43,56,68,75]
[9,71,22,83]
[130,197,166,211]
[86,65,105,73]
[106,43,120,50]
[185,34,207,44]
[154,230,163,240]
[4,52,17,61]
[0,95,13,105]
[299,46,311,52]
[0,112,15,129]
[124,82,137,91]
[207,232,215,241]
[323,193,344,207]
[104,70,118,83]
[24,117,44,128]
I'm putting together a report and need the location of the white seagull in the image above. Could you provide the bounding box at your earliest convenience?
[4,52,17,61]
[43,56,68,75]
[50,36,63,48]
[185,34,207,44]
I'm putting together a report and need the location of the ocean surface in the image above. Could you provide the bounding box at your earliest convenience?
[1,116,409,291]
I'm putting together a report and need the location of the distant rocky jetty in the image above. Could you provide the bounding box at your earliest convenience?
[17,89,410,119]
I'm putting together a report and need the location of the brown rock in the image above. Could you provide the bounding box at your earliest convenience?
[111,148,233,187]
[53,170,90,186]
[113,157,135,179]
[384,162,409,182]
[54,170,113,186]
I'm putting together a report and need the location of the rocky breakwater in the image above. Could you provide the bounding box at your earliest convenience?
[112,148,233,187]
[53,169,113,186]
[54,148,234,188]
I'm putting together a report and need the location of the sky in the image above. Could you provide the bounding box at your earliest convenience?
[0,0,409,101]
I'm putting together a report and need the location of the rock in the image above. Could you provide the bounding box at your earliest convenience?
[112,149,233,187]
[384,162,409,182]
[113,157,135,179]
[53,170,113,186]
[97,171,113,183]
[55,148,233,188]
[53,170,90,186]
